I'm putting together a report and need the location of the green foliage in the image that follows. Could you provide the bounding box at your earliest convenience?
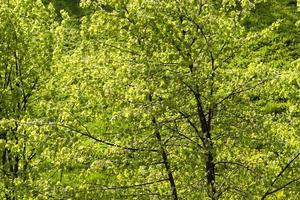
[0,0,57,198]
[42,0,83,18]
[0,0,299,199]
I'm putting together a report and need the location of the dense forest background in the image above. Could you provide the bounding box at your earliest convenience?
[0,0,299,199]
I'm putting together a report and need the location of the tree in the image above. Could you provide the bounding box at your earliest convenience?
[43,0,299,199]
[0,0,56,198]
[1,0,298,199]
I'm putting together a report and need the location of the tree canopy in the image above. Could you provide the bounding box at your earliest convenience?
[0,0,299,199]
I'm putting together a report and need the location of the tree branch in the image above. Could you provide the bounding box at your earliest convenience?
[59,123,158,152]
[261,177,300,199]
[215,78,269,108]
[261,152,300,200]
[89,178,169,190]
